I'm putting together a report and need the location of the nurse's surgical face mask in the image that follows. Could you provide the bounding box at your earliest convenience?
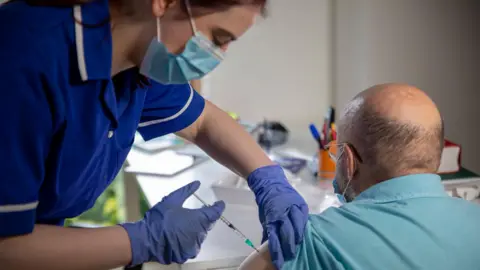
[140,0,225,85]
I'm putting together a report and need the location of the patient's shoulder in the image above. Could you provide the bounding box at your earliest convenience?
[307,206,360,229]
[305,205,375,242]
[238,242,274,270]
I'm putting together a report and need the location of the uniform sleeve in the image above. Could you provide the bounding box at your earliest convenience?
[137,82,205,141]
[0,59,53,237]
[282,217,345,270]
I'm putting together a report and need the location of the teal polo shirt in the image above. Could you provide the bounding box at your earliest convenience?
[283,174,480,270]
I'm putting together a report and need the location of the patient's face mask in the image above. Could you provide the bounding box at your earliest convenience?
[333,146,355,203]
[140,0,225,84]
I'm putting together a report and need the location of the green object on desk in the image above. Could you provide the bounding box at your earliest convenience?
[227,111,239,120]
[440,167,478,181]
[65,173,125,227]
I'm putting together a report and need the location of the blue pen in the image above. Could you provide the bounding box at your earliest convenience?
[309,124,324,149]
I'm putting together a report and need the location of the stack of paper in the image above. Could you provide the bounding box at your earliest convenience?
[438,140,461,174]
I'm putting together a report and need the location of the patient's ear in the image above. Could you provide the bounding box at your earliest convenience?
[345,145,356,179]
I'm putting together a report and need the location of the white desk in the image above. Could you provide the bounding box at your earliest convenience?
[125,148,265,270]
[124,139,480,269]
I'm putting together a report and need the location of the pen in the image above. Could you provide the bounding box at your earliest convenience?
[322,107,333,145]
[321,119,328,146]
[322,106,336,143]
[309,123,324,149]
[329,107,336,141]
[192,193,260,253]
[329,107,336,125]
[325,107,333,143]
[331,123,337,140]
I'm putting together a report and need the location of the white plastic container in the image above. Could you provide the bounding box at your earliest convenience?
[211,173,341,213]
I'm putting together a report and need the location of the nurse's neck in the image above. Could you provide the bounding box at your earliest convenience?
[109,7,155,77]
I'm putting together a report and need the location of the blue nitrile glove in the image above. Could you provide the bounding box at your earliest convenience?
[247,165,309,269]
[120,181,225,266]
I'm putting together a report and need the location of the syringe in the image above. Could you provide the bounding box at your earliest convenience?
[192,193,260,253]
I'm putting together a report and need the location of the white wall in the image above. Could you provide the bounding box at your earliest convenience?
[205,0,332,145]
[5,0,477,171]
[333,0,480,173]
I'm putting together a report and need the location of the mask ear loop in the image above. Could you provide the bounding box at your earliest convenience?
[156,17,161,42]
[342,176,353,198]
[184,0,198,35]
[341,145,358,200]
[184,0,225,61]
[335,146,351,197]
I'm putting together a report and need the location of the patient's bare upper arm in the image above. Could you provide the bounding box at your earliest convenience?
[238,242,276,270]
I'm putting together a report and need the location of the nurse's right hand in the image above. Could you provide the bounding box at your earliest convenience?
[120,181,225,266]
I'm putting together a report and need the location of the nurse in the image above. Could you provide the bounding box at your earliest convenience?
[0,0,308,269]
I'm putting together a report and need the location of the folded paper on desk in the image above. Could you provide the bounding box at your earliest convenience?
[125,150,207,177]
[273,157,307,174]
[176,144,209,158]
[133,133,186,153]
[438,140,461,174]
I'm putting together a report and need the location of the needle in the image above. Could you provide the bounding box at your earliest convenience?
[192,193,260,253]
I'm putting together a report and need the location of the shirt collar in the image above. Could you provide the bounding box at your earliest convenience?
[354,173,447,203]
[73,0,112,81]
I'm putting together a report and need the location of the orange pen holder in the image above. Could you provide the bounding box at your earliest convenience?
[318,149,336,181]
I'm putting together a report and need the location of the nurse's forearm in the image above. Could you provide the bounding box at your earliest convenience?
[193,101,273,177]
[0,224,131,270]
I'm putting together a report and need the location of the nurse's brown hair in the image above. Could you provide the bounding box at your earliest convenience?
[26,0,267,86]
[28,0,267,13]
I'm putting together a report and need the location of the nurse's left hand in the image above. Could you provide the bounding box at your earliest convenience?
[247,165,309,270]
[120,181,225,266]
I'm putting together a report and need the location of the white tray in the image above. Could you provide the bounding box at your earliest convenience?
[211,174,341,213]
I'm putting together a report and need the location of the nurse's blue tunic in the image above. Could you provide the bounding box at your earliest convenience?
[0,0,205,236]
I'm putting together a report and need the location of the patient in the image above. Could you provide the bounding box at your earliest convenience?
[240,83,480,270]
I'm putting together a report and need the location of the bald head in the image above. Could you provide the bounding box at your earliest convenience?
[355,83,442,128]
[339,83,444,181]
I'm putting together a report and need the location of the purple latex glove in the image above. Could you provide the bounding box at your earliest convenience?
[248,165,309,269]
[121,181,225,266]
